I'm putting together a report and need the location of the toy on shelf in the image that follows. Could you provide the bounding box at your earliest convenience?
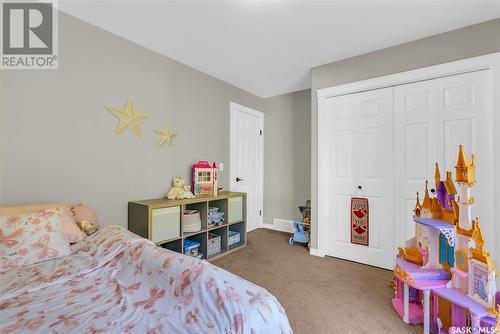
[183,239,203,259]
[191,161,218,197]
[208,207,225,228]
[392,145,498,334]
[166,176,195,200]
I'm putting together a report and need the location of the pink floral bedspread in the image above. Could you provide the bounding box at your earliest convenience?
[0,226,292,334]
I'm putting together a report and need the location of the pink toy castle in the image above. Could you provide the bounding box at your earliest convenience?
[393,145,498,334]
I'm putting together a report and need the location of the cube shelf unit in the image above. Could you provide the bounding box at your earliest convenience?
[128,191,247,261]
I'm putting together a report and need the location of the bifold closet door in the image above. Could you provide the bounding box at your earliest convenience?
[318,87,394,270]
[394,70,492,251]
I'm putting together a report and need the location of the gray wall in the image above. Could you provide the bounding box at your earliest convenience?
[0,11,312,232]
[310,18,500,249]
[263,89,311,227]
[0,12,264,227]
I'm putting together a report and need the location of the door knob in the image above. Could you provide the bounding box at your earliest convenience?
[236,177,244,182]
[358,185,362,190]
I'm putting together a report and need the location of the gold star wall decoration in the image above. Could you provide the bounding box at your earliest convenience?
[155,122,178,148]
[105,97,149,138]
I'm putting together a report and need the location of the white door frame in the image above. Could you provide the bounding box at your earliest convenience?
[229,102,264,231]
[316,53,500,278]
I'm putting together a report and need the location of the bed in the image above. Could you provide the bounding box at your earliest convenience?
[0,225,292,334]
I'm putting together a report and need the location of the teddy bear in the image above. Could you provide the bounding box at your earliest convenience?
[71,203,100,235]
[179,185,195,199]
[167,176,194,200]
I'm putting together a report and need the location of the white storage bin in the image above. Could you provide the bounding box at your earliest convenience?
[151,206,181,243]
[228,197,243,223]
[228,230,241,247]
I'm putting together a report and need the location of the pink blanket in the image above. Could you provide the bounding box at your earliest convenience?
[0,226,292,334]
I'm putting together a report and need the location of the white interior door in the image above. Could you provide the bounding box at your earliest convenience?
[394,70,492,252]
[230,102,264,232]
[319,87,394,270]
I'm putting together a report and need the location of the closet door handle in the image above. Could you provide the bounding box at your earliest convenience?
[358,185,362,190]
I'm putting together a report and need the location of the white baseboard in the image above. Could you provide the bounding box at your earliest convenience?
[309,248,325,257]
[261,218,294,233]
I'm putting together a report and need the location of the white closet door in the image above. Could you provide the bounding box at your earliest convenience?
[394,80,438,247]
[394,70,492,251]
[319,87,394,270]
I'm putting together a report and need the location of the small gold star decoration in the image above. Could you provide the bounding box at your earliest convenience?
[155,122,178,148]
[105,97,149,138]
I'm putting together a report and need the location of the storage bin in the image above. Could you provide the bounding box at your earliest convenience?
[209,211,224,220]
[151,206,181,243]
[228,230,241,247]
[183,210,201,233]
[208,233,221,257]
[208,218,225,229]
[228,197,243,223]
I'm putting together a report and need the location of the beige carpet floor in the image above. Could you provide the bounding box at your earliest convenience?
[213,228,422,334]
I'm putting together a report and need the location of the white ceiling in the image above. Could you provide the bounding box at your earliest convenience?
[59,1,500,98]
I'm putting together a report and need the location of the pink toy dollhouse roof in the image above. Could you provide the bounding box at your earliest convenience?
[433,288,497,319]
[414,217,454,230]
[193,161,212,168]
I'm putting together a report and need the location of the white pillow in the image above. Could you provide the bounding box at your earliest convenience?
[0,208,71,272]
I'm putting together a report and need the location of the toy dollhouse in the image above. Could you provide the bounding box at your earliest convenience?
[191,161,218,197]
[393,145,498,334]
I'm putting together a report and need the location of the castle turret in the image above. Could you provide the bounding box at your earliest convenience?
[456,144,468,183]
[435,163,441,189]
[456,146,474,231]
[421,181,432,218]
[414,192,421,218]
[431,198,443,219]
[468,154,476,185]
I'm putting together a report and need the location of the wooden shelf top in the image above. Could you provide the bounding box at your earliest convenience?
[130,191,246,207]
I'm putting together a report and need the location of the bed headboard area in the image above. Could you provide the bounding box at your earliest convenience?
[0,203,72,216]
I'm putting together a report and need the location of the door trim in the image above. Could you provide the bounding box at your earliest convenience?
[229,102,264,231]
[317,53,500,98]
[315,53,500,278]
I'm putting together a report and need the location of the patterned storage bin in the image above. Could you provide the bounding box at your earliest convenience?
[208,233,221,257]
[228,230,241,247]
[208,209,225,228]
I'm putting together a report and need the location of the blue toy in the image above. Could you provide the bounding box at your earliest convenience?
[288,221,310,245]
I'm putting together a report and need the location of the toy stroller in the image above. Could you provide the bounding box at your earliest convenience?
[289,200,311,247]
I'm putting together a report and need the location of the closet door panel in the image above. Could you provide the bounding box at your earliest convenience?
[334,195,352,244]
[318,95,357,252]
[355,89,394,259]
[395,70,492,255]
[394,81,437,249]
[436,70,492,242]
[356,89,393,199]
[331,97,357,195]
[320,87,394,270]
